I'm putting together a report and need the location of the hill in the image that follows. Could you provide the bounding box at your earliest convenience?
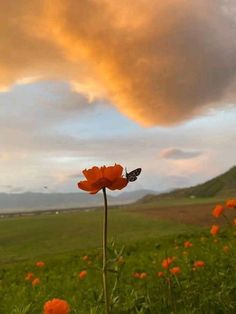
[139,166,236,203]
[0,189,156,214]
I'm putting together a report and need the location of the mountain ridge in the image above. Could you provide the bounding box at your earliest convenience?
[0,189,157,214]
[138,166,236,203]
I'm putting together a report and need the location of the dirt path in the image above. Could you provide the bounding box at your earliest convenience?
[129,202,235,226]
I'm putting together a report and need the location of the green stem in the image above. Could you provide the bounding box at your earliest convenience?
[102,187,109,314]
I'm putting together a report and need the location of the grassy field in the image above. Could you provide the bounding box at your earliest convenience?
[0,200,235,313]
[0,208,197,263]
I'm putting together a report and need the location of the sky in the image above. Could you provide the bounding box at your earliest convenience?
[0,0,236,193]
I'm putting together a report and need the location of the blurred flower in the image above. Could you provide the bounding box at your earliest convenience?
[170,266,181,275]
[162,257,174,269]
[133,272,147,279]
[36,261,45,267]
[194,261,205,268]
[156,271,164,277]
[79,270,87,280]
[223,245,230,253]
[184,241,193,248]
[32,278,40,286]
[133,272,141,279]
[226,199,236,208]
[210,225,220,236]
[78,164,128,194]
[25,272,34,281]
[116,256,125,265]
[139,272,147,279]
[212,205,224,218]
[82,255,89,261]
[233,218,236,226]
[43,298,70,314]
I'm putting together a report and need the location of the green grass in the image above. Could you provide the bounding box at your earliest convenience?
[134,196,224,208]
[0,205,235,313]
[0,209,195,263]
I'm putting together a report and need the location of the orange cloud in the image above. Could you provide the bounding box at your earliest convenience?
[1,0,236,125]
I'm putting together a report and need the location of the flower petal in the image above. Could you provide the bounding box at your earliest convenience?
[82,167,103,183]
[107,177,128,191]
[78,180,98,193]
[103,164,123,182]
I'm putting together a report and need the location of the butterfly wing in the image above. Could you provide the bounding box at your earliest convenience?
[127,175,137,182]
[126,168,142,182]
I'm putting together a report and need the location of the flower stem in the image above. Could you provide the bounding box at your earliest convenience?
[102,187,109,314]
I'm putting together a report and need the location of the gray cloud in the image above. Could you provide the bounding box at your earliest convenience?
[160,148,203,160]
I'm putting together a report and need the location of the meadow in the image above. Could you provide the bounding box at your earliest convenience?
[0,199,235,313]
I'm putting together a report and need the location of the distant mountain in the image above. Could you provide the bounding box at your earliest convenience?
[139,166,236,203]
[0,189,157,214]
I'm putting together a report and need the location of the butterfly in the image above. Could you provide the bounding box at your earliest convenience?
[125,168,142,182]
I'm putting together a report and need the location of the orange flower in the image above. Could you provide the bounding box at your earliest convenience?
[116,256,125,265]
[156,271,164,277]
[170,266,181,275]
[25,272,34,281]
[36,261,45,267]
[210,224,220,236]
[133,272,141,279]
[184,241,193,248]
[226,199,236,208]
[139,272,147,279]
[43,298,70,314]
[223,245,229,253]
[233,218,236,226]
[194,261,205,268]
[212,205,224,218]
[132,272,147,279]
[162,257,174,269]
[78,164,128,194]
[32,278,40,286]
[79,270,87,280]
[82,255,89,261]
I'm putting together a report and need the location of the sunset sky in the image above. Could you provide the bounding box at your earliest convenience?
[1,0,236,193]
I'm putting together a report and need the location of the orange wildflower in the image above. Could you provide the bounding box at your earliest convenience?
[78,164,128,194]
[233,218,236,226]
[116,256,125,265]
[32,278,40,286]
[210,224,220,236]
[82,255,89,261]
[156,271,164,277]
[43,298,70,314]
[162,257,174,269]
[212,204,224,218]
[184,241,193,248]
[139,272,147,279]
[36,261,45,267]
[79,270,87,280]
[133,272,141,279]
[133,272,147,279]
[223,245,229,253]
[170,266,181,275]
[25,272,34,281]
[226,199,236,208]
[194,261,205,268]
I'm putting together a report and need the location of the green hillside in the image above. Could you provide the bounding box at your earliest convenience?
[139,166,236,203]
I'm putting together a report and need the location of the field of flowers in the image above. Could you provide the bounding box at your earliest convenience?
[0,200,235,314]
